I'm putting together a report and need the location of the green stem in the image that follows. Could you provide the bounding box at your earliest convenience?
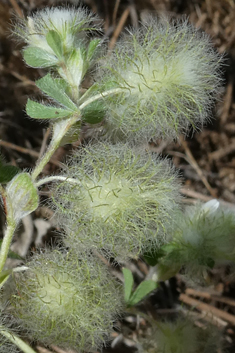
[31,115,79,181]
[0,182,17,273]
[36,175,80,188]
[79,88,123,110]
[0,329,37,353]
[0,222,16,274]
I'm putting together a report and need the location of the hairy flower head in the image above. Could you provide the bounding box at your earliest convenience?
[138,316,223,353]
[95,17,223,143]
[51,143,181,260]
[158,200,235,281]
[11,250,123,351]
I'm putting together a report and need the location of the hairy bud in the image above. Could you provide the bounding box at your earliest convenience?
[138,316,223,353]
[95,17,223,143]
[11,250,123,351]
[158,200,235,281]
[51,143,181,260]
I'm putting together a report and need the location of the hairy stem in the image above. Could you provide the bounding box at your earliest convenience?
[0,329,37,353]
[79,88,124,110]
[0,222,17,274]
[31,115,79,181]
[36,175,80,188]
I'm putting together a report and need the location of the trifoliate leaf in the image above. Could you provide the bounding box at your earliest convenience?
[26,99,73,120]
[23,47,58,68]
[46,30,63,58]
[122,268,134,303]
[36,74,78,111]
[128,280,158,306]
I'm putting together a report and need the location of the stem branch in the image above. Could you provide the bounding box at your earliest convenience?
[36,175,80,188]
[31,115,79,181]
[0,329,37,353]
[79,88,123,110]
[0,222,16,273]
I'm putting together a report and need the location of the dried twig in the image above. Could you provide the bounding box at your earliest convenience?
[186,288,235,307]
[0,139,62,167]
[108,7,130,50]
[180,293,235,325]
[209,139,235,161]
[180,137,217,197]
[9,0,23,18]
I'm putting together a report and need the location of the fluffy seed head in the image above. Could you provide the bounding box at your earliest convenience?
[51,143,181,260]
[158,200,235,281]
[11,250,123,351]
[95,17,223,143]
[138,317,223,353]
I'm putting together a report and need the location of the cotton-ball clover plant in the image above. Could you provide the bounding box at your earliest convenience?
[51,143,181,260]
[0,4,226,353]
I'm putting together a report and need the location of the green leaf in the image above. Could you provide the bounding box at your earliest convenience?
[86,38,100,61]
[0,165,20,184]
[61,48,84,86]
[36,74,78,111]
[143,247,166,266]
[128,280,158,306]
[6,172,39,221]
[23,47,58,68]
[122,268,134,303]
[46,30,63,58]
[54,78,70,92]
[82,100,105,124]
[157,262,181,282]
[26,99,73,120]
